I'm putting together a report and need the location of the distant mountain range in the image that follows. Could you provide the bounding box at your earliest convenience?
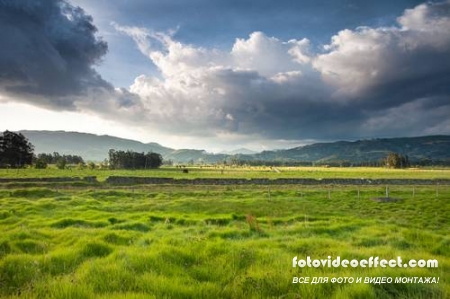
[20,130,173,161]
[19,130,450,165]
[19,130,227,163]
[245,136,450,165]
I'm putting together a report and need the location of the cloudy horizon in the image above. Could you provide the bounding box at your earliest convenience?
[1,0,449,152]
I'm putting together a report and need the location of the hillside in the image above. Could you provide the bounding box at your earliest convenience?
[19,130,228,163]
[250,136,450,165]
[18,131,450,165]
[20,131,173,162]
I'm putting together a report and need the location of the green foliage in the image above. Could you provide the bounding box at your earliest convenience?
[34,158,48,169]
[37,152,84,165]
[385,152,410,169]
[56,158,66,170]
[109,149,163,169]
[0,130,34,168]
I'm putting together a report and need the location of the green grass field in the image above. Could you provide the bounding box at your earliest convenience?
[0,166,449,181]
[0,177,448,298]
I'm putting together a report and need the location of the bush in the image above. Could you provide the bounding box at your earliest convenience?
[34,158,47,169]
[56,159,66,170]
[385,152,410,169]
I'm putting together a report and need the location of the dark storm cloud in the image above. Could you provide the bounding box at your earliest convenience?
[0,0,112,108]
[202,70,367,140]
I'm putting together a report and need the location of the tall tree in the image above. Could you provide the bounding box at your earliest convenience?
[0,131,34,168]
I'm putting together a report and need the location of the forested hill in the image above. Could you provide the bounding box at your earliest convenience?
[19,131,450,165]
[20,130,173,162]
[246,135,450,165]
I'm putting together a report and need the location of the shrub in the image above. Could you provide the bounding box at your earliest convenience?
[34,158,47,169]
[56,159,66,170]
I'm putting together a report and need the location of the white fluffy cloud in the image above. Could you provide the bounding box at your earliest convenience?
[114,24,321,136]
[313,1,450,101]
[113,1,450,141]
[231,31,311,77]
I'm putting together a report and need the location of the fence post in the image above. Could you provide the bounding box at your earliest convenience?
[385,186,389,198]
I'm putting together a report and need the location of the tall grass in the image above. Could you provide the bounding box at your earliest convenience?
[0,184,448,298]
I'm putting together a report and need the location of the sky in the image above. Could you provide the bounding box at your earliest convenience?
[0,0,449,152]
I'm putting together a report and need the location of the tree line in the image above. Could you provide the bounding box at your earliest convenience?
[108,149,162,169]
[34,152,85,169]
[227,152,417,168]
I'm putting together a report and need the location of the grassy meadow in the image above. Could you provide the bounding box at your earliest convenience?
[0,168,449,298]
[0,166,449,181]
